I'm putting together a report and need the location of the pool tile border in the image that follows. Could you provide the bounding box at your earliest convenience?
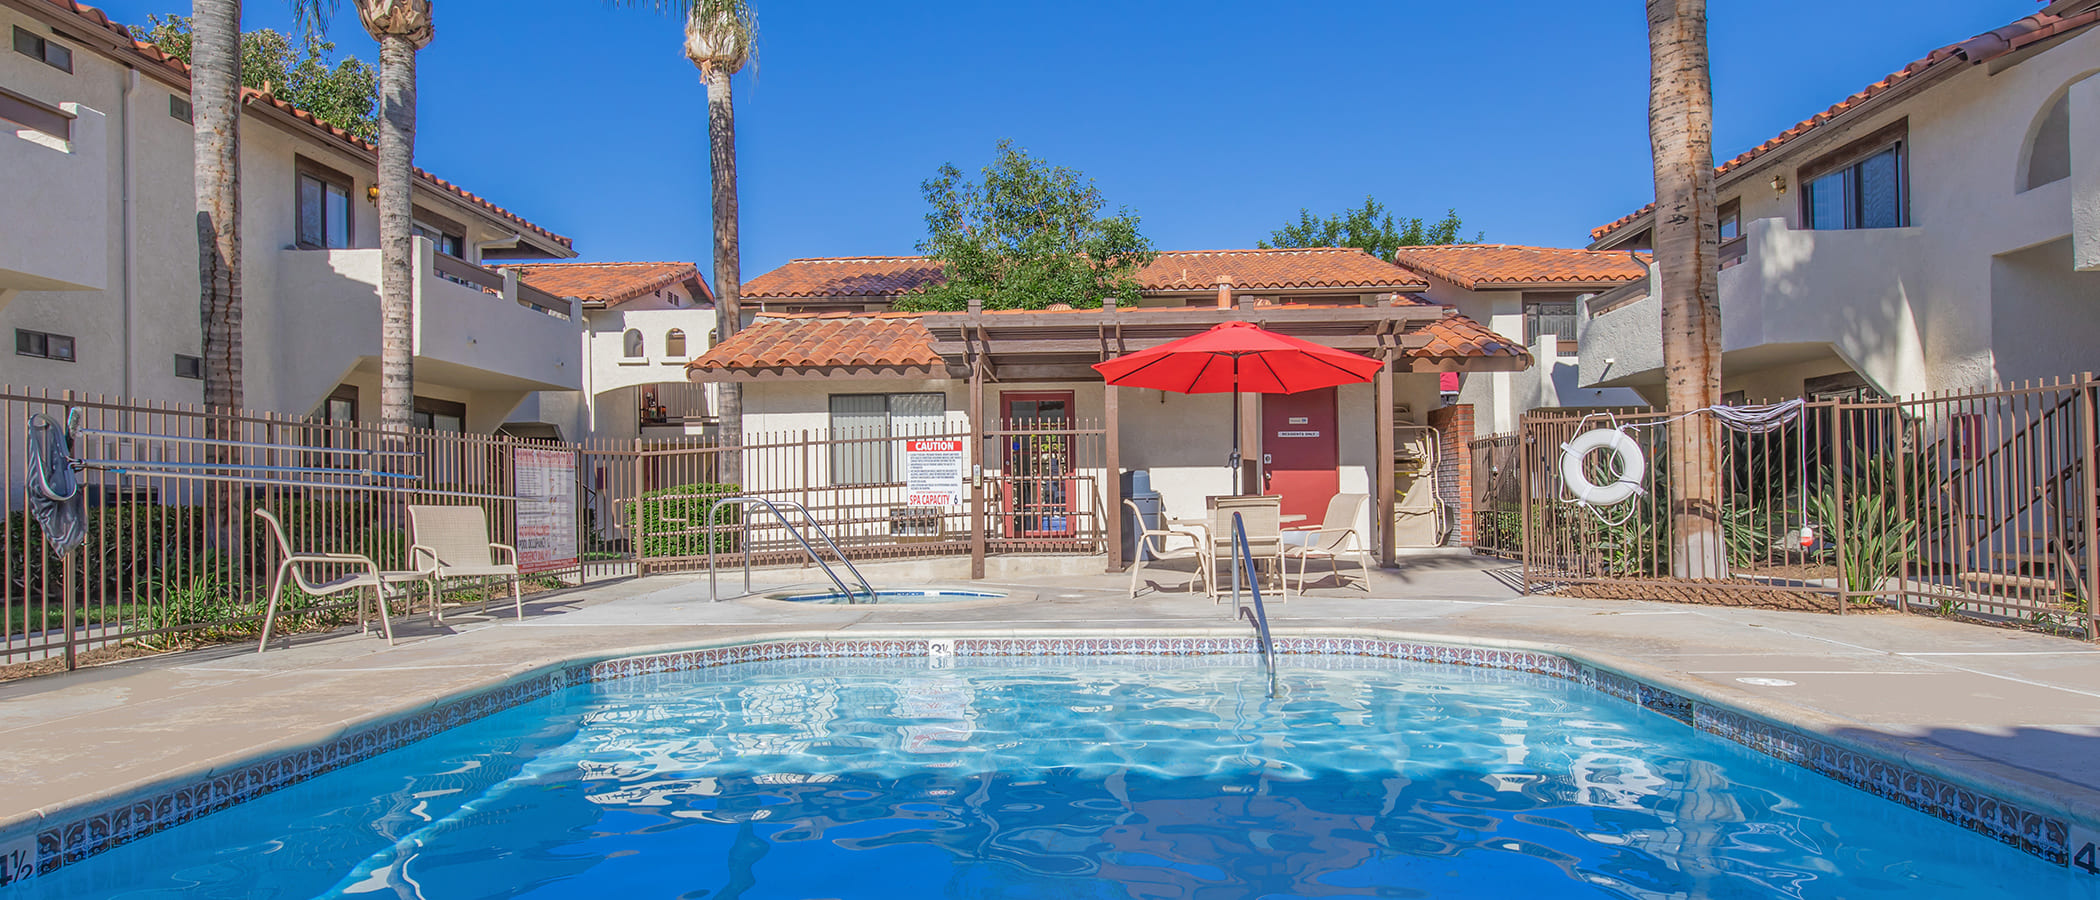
[0,633,2070,888]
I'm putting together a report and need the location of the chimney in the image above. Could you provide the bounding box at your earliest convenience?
[1216,276,1234,310]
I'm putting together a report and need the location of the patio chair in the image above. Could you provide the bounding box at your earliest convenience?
[253,508,433,653]
[1283,493,1373,592]
[1202,495,1286,603]
[1124,498,1207,598]
[408,505,523,620]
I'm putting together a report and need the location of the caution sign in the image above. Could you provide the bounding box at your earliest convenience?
[904,439,965,506]
[514,447,577,574]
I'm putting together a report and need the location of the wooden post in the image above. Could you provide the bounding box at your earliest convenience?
[1375,353,1396,567]
[1106,383,1123,573]
[969,352,987,581]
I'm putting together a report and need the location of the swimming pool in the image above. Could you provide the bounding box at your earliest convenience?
[8,649,2094,899]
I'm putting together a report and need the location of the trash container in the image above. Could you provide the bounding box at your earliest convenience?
[1121,470,1163,562]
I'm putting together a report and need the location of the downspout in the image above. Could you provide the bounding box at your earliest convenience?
[121,67,138,397]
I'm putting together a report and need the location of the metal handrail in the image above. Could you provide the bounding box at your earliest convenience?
[704,496,877,604]
[1229,511,1278,696]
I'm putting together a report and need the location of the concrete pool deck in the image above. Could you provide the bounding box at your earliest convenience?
[7,553,2100,862]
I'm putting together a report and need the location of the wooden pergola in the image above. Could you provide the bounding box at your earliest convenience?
[924,299,1528,577]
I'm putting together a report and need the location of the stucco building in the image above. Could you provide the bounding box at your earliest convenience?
[501,261,720,443]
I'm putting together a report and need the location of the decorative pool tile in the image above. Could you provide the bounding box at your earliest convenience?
[0,631,2079,887]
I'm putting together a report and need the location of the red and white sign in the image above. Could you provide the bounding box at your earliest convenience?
[514,447,577,574]
[904,439,964,506]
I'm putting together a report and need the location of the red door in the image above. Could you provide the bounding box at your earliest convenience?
[999,391,1076,538]
[1261,388,1339,523]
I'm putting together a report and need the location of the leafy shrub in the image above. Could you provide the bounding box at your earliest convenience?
[1805,453,1920,596]
[633,483,742,558]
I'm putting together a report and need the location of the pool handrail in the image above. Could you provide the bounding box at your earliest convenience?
[1230,510,1278,695]
[702,496,877,604]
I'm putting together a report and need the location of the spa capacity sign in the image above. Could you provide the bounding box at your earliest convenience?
[904,439,965,506]
[513,447,578,574]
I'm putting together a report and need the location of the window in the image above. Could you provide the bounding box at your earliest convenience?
[1717,198,1741,242]
[665,329,686,358]
[2024,92,2071,191]
[622,329,645,358]
[1803,371,1885,403]
[1800,123,1905,231]
[319,385,357,423]
[174,354,203,380]
[296,160,354,249]
[12,26,72,73]
[412,397,466,433]
[169,94,192,124]
[828,392,944,485]
[411,220,465,258]
[0,87,70,140]
[15,329,74,361]
[1522,294,1579,348]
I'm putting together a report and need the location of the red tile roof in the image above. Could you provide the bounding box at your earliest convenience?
[741,248,1426,301]
[1389,244,1650,289]
[1136,248,1427,292]
[690,306,1525,374]
[503,262,711,307]
[24,0,572,253]
[1590,6,2100,245]
[688,312,941,374]
[741,257,946,299]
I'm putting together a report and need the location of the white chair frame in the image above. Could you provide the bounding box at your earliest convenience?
[1124,498,1207,598]
[1284,493,1373,592]
[253,508,432,653]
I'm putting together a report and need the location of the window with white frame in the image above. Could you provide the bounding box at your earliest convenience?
[828,392,944,485]
[623,329,645,358]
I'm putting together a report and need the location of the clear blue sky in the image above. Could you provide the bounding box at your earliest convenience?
[93,0,2039,279]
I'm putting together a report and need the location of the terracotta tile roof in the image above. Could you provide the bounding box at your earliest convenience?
[1413,311,1531,364]
[1389,244,1650,290]
[503,262,710,307]
[687,312,940,374]
[1136,248,1425,292]
[741,257,946,299]
[22,0,572,253]
[1590,6,2100,244]
[740,248,1426,300]
[690,305,1523,374]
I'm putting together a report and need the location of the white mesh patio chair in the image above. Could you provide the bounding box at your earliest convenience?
[253,508,432,653]
[1284,493,1373,592]
[1201,494,1286,603]
[408,505,522,621]
[1124,498,1207,598]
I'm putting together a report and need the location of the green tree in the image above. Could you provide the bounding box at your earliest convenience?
[138,14,377,140]
[681,0,756,485]
[899,141,1156,312]
[1258,197,1481,258]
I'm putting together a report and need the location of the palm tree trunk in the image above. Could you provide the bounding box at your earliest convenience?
[1648,0,1725,578]
[192,0,243,554]
[706,65,743,486]
[376,33,417,435]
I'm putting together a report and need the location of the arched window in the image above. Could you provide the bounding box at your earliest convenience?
[2024,91,2072,191]
[623,329,645,358]
[665,328,687,358]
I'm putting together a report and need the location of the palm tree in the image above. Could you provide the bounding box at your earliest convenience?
[683,0,754,484]
[352,0,433,434]
[192,0,242,412]
[1647,0,1725,577]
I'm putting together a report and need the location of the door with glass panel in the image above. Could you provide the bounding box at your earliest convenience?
[998,392,1076,539]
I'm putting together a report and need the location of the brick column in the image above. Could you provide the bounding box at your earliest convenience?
[1427,403,1476,545]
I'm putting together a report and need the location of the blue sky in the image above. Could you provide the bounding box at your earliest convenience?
[94,0,2038,278]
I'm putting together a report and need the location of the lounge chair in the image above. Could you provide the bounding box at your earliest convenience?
[253,508,433,652]
[1124,498,1207,598]
[408,505,523,620]
[1284,493,1373,592]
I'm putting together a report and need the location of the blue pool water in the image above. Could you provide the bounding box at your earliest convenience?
[13,655,2099,899]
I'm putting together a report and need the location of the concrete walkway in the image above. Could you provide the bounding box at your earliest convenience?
[7,552,2100,849]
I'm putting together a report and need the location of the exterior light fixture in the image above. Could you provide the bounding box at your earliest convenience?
[1770,174,1787,195]
[366,185,380,202]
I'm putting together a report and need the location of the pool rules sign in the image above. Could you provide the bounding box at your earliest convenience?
[513,447,578,574]
[905,439,965,506]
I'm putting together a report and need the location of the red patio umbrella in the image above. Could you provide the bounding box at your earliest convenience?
[1092,321,1384,488]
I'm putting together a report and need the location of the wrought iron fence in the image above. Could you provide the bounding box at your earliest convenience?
[1,390,1111,670]
[1509,375,2099,634]
[1469,432,1523,559]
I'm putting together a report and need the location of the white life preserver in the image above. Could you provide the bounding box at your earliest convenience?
[1561,428,1646,507]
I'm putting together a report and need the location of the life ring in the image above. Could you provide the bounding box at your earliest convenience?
[1561,428,1646,507]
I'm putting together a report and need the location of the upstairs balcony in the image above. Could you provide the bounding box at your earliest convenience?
[274,238,582,410]
[0,97,106,303]
[1579,217,1931,397]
